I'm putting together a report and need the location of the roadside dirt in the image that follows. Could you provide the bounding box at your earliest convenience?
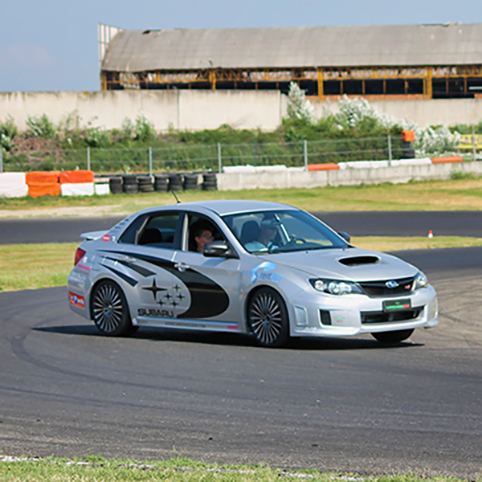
[0,205,129,219]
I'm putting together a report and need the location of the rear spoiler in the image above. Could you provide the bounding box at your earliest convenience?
[80,230,107,241]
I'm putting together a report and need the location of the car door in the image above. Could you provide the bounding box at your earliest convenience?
[115,210,191,322]
[170,212,243,330]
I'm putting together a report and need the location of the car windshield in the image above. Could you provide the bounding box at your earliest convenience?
[223,210,349,254]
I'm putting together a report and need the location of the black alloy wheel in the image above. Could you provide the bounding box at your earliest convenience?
[372,329,414,344]
[91,280,138,336]
[248,288,289,347]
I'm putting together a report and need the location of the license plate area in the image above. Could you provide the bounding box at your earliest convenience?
[383,299,412,312]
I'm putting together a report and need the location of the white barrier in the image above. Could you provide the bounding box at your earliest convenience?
[0,173,28,198]
[60,183,95,196]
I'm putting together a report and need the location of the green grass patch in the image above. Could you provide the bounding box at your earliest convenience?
[2,237,482,292]
[0,242,77,292]
[2,178,482,217]
[0,456,471,482]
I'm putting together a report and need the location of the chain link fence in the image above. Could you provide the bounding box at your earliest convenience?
[1,136,406,174]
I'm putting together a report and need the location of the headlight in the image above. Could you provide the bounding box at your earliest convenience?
[413,271,428,290]
[310,278,363,295]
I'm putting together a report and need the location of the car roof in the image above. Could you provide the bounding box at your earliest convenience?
[139,200,300,216]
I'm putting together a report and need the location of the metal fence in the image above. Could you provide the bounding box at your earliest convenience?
[1,136,407,174]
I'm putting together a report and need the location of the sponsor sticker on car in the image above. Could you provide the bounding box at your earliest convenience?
[69,291,86,309]
[383,299,411,312]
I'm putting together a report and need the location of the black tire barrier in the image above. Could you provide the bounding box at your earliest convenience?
[155,183,169,192]
[123,184,139,194]
[203,173,217,183]
[122,174,138,185]
[202,184,217,191]
[109,177,123,194]
[183,174,199,190]
[402,148,415,159]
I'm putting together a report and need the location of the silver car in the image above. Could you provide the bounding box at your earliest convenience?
[68,200,438,347]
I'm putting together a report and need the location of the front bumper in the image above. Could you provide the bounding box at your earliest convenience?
[289,285,438,337]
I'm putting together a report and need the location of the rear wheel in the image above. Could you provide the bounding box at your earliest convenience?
[247,288,289,347]
[372,329,414,344]
[91,280,138,336]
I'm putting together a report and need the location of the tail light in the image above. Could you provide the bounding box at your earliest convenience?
[74,248,86,266]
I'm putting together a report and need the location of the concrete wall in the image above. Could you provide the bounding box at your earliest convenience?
[315,98,482,127]
[217,161,482,191]
[1,90,482,132]
[0,90,283,131]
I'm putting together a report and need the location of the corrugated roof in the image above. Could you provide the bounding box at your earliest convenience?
[101,23,482,72]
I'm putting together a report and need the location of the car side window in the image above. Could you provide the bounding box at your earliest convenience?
[186,214,224,253]
[137,213,181,249]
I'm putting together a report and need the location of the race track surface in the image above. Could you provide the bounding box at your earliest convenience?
[3,211,482,244]
[1,248,481,478]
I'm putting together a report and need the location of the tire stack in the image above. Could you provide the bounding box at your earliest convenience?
[168,173,184,192]
[183,174,199,190]
[137,176,154,193]
[154,174,169,192]
[202,173,217,191]
[122,174,139,194]
[109,177,123,195]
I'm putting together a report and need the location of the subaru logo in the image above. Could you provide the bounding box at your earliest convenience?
[385,280,399,289]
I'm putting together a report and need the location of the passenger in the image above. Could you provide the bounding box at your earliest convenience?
[243,219,279,252]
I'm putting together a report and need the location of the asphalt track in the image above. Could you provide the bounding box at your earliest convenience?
[1,245,482,478]
[2,211,482,244]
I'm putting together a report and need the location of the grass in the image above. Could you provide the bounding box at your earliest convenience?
[0,242,78,292]
[2,177,482,217]
[0,456,473,482]
[2,236,482,292]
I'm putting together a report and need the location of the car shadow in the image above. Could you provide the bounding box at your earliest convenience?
[34,325,423,350]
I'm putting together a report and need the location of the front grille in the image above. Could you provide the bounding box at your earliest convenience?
[359,276,415,297]
[361,307,423,324]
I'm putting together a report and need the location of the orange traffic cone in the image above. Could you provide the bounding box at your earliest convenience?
[428,230,434,238]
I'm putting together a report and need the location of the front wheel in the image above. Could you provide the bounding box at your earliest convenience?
[247,288,289,347]
[91,280,138,336]
[372,329,414,344]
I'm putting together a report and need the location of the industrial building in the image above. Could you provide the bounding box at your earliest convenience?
[99,22,482,101]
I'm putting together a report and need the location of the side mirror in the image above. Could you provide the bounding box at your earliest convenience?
[203,240,238,258]
[338,231,351,243]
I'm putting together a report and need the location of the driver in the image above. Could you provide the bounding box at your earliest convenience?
[244,219,279,252]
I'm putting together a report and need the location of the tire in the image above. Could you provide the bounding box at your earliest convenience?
[203,173,217,182]
[90,280,138,336]
[122,174,138,185]
[247,288,289,347]
[202,184,217,191]
[123,184,139,194]
[372,329,414,344]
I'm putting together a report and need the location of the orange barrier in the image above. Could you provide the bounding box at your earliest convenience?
[431,156,463,164]
[28,182,61,198]
[307,163,340,171]
[59,170,95,184]
[26,171,61,198]
[26,171,60,184]
[401,130,415,142]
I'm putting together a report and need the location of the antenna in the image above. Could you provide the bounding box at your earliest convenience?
[171,189,181,204]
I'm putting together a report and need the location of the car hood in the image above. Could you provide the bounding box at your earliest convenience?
[259,247,418,281]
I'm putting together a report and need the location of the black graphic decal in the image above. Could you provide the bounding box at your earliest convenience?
[142,279,167,300]
[108,257,156,278]
[101,264,138,287]
[102,250,229,318]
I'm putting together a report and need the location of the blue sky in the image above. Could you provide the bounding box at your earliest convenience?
[1,0,481,92]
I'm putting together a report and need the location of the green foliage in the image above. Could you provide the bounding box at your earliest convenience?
[26,114,55,139]
[134,113,155,142]
[0,115,18,152]
[450,170,479,180]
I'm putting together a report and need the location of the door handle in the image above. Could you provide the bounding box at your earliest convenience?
[174,262,190,272]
